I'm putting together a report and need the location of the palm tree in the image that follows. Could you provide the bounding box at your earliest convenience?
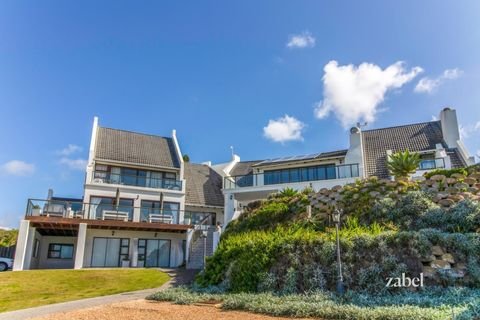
[387,149,421,180]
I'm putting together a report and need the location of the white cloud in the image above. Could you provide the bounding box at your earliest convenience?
[459,121,480,139]
[1,160,35,176]
[431,115,438,121]
[0,226,11,230]
[56,144,82,156]
[59,157,87,170]
[286,31,315,49]
[414,68,463,94]
[314,60,423,128]
[263,115,305,143]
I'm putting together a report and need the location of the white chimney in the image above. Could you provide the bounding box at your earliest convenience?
[344,126,366,178]
[439,107,460,148]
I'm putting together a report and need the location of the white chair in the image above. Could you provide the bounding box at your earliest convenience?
[102,210,129,221]
[148,214,173,224]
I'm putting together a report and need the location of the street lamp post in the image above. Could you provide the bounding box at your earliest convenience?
[200,230,208,268]
[333,208,344,295]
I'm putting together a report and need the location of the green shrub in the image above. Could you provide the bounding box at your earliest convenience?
[416,200,480,233]
[423,167,468,179]
[148,286,480,320]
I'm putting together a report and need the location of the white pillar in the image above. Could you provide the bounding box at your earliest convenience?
[74,223,87,269]
[13,220,29,270]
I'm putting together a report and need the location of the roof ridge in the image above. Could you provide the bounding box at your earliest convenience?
[362,120,440,133]
[99,126,172,140]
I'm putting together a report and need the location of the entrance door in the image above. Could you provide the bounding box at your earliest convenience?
[91,237,129,267]
[137,239,170,267]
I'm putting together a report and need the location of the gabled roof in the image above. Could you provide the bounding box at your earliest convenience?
[362,121,446,178]
[230,160,262,176]
[184,163,224,207]
[95,127,180,169]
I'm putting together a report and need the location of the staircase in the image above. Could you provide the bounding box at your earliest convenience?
[187,227,215,269]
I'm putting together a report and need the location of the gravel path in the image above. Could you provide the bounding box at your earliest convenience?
[32,300,311,320]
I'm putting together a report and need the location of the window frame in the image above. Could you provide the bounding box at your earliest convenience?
[47,243,74,259]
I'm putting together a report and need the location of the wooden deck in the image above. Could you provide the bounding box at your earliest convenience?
[26,216,192,236]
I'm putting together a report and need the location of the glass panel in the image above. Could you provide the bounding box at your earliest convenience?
[139,239,146,247]
[121,239,129,246]
[164,172,176,180]
[326,166,336,179]
[146,240,159,267]
[121,168,137,186]
[61,245,73,259]
[49,251,60,258]
[290,169,300,183]
[300,168,309,182]
[158,240,170,267]
[105,238,120,267]
[351,164,359,177]
[92,238,107,267]
[316,167,326,180]
[308,167,316,181]
[280,170,289,183]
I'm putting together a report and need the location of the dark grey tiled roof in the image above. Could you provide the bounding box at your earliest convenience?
[95,127,180,168]
[230,161,262,176]
[184,163,224,207]
[362,121,445,178]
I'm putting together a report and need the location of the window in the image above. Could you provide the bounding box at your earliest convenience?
[90,196,134,220]
[48,244,74,259]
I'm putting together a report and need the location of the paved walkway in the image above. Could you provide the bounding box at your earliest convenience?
[0,268,198,320]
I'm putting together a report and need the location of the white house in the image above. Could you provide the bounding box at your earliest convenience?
[14,118,223,271]
[215,107,475,224]
[13,107,475,270]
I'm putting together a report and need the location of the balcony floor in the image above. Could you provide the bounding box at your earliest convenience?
[26,216,191,235]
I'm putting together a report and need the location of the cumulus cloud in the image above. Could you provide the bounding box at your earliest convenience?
[59,157,87,170]
[414,68,463,94]
[314,60,423,128]
[1,160,35,176]
[56,144,82,156]
[0,226,11,230]
[286,31,315,49]
[263,115,305,143]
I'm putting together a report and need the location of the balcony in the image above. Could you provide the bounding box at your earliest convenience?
[418,158,446,171]
[25,199,215,227]
[224,163,360,189]
[92,171,182,191]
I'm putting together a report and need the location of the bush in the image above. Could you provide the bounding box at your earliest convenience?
[416,200,480,233]
[423,167,469,179]
[147,286,480,320]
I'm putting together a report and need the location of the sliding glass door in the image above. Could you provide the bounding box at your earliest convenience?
[91,237,129,267]
[137,239,170,268]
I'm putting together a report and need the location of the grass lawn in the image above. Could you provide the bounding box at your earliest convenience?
[0,269,170,312]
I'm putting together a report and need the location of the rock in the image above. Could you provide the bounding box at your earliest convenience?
[448,268,465,278]
[464,178,477,186]
[455,262,467,270]
[332,185,342,192]
[445,187,459,195]
[421,255,436,263]
[447,194,464,202]
[424,180,435,186]
[451,173,466,179]
[432,245,444,256]
[439,199,455,207]
[369,191,381,197]
[436,193,449,200]
[319,188,329,195]
[431,174,447,181]
[467,187,479,194]
[469,173,480,180]
[431,260,451,270]
[446,177,457,185]
[441,253,455,264]
[454,182,469,190]
[422,266,436,278]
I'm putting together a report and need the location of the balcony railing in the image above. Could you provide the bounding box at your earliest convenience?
[418,158,446,171]
[25,199,216,226]
[92,171,182,191]
[224,163,360,189]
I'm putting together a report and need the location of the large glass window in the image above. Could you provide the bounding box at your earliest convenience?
[48,244,74,259]
[137,239,170,268]
[263,163,344,185]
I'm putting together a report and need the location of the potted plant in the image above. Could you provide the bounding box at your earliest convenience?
[121,256,130,268]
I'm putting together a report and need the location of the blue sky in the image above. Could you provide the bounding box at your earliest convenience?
[1,1,480,228]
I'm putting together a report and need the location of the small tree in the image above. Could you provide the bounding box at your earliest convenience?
[182,154,190,162]
[387,149,421,180]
